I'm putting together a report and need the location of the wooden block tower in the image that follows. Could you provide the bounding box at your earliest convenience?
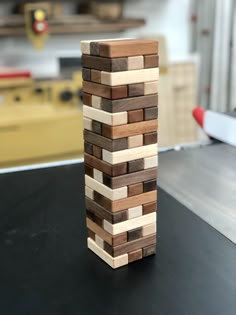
[81,39,159,268]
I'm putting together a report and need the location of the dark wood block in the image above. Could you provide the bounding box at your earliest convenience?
[113,232,127,246]
[143,201,157,215]
[102,119,157,139]
[83,93,92,106]
[128,109,144,123]
[84,142,93,155]
[128,83,144,97]
[128,182,143,196]
[128,159,144,173]
[111,58,128,72]
[82,55,111,71]
[84,153,127,177]
[84,130,128,152]
[83,81,127,99]
[104,168,157,189]
[85,164,93,177]
[90,41,100,55]
[101,94,158,113]
[104,242,113,256]
[88,229,96,241]
[82,68,91,81]
[113,234,156,257]
[85,197,113,223]
[98,40,158,58]
[93,191,112,210]
[128,249,142,263]
[143,131,158,145]
[144,54,159,68]
[92,145,102,159]
[143,244,156,257]
[127,227,143,242]
[86,209,103,227]
[112,210,128,224]
[92,120,102,135]
[143,179,157,192]
[144,107,158,120]
[91,69,101,83]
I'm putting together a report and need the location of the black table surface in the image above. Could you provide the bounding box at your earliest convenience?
[0,163,236,315]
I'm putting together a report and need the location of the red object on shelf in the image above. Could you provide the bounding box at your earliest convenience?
[33,20,49,34]
[0,69,31,79]
[192,106,205,128]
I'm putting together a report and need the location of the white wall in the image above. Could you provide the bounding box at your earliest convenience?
[0,0,191,77]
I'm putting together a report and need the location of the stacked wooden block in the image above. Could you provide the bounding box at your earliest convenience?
[81,39,159,269]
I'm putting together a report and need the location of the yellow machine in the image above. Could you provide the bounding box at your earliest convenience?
[0,69,83,167]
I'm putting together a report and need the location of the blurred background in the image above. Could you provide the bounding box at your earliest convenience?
[0,0,235,168]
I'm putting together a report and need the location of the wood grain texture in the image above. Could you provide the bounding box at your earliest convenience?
[128,135,143,148]
[102,143,157,164]
[144,155,158,169]
[144,107,158,120]
[87,238,128,269]
[87,217,113,245]
[84,153,127,177]
[142,244,156,257]
[128,109,144,123]
[91,69,101,83]
[83,81,127,99]
[128,83,144,97]
[111,58,128,72]
[128,159,144,173]
[82,68,91,81]
[80,38,132,55]
[83,117,92,131]
[144,81,158,95]
[91,95,102,109]
[143,201,157,215]
[93,169,103,183]
[112,232,128,246]
[113,234,156,257]
[84,142,93,155]
[127,227,143,241]
[95,234,104,249]
[143,179,157,192]
[128,182,143,197]
[103,212,156,235]
[87,209,103,227]
[128,205,142,219]
[144,54,159,68]
[101,68,159,86]
[82,54,111,71]
[128,56,144,70]
[88,229,95,241]
[101,94,158,113]
[85,164,93,177]
[142,222,156,236]
[91,120,102,134]
[85,186,94,200]
[83,105,127,126]
[86,197,114,224]
[84,130,128,152]
[102,119,157,139]
[128,249,142,263]
[85,175,127,201]
[103,167,157,189]
[98,40,158,58]
[143,132,158,145]
[83,93,92,106]
[92,189,157,213]
[92,145,102,159]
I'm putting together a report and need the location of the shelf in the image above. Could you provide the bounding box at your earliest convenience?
[0,14,145,36]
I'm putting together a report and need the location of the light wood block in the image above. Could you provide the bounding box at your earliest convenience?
[128,205,142,219]
[102,143,157,164]
[144,81,158,95]
[101,68,159,86]
[83,117,92,131]
[83,105,127,126]
[142,222,157,236]
[93,169,103,183]
[91,95,102,109]
[128,134,143,148]
[103,212,156,235]
[95,234,104,249]
[85,175,127,200]
[85,186,94,200]
[144,155,158,169]
[128,56,144,70]
[87,238,128,269]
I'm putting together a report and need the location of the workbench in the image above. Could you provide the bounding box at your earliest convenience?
[0,147,236,315]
